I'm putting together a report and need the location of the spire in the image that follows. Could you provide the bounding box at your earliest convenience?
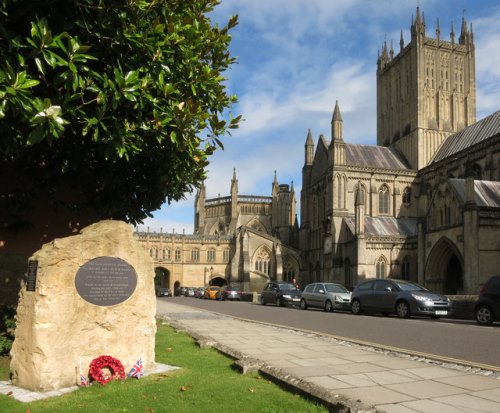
[331,100,343,141]
[232,167,236,181]
[306,128,314,145]
[273,170,278,185]
[305,129,314,166]
[450,21,455,45]
[390,39,394,60]
[332,100,342,122]
[436,17,440,42]
[400,29,404,51]
[459,13,467,44]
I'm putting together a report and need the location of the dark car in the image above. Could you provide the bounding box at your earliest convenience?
[350,279,452,319]
[300,282,351,312]
[260,281,301,307]
[474,275,500,325]
[155,287,171,297]
[174,286,187,296]
[217,285,242,301]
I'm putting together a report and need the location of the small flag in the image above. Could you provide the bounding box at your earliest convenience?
[79,357,89,387]
[128,358,144,379]
[80,373,89,387]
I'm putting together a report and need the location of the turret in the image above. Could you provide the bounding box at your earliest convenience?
[330,100,346,165]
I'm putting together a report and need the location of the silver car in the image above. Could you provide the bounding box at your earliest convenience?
[300,282,352,312]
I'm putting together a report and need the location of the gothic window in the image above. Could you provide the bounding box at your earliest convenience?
[207,248,216,262]
[354,182,366,207]
[378,185,390,214]
[402,187,411,204]
[191,248,199,262]
[471,163,482,180]
[175,248,181,261]
[163,249,171,261]
[254,248,271,276]
[402,256,410,280]
[223,248,230,262]
[376,256,386,279]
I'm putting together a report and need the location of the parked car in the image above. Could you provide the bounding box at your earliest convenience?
[474,275,500,325]
[350,279,452,319]
[217,285,242,301]
[204,286,220,300]
[300,282,351,312]
[155,287,171,297]
[194,287,205,299]
[174,286,187,296]
[184,287,195,297]
[260,281,301,307]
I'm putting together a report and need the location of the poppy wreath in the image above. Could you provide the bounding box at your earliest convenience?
[88,355,126,385]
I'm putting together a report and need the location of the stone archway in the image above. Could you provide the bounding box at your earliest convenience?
[210,276,227,287]
[154,267,171,289]
[425,237,463,294]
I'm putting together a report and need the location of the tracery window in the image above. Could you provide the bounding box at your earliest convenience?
[379,185,390,214]
[207,248,216,262]
[175,248,181,261]
[163,249,171,260]
[376,256,386,279]
[191,248,199,262]
[254,248,271,275]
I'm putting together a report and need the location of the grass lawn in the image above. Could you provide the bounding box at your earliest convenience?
[0,323,328,413]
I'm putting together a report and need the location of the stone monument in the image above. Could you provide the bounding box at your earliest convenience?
[10,220,156,392]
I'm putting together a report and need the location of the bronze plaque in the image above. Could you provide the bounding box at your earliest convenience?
[27,260,38,292]
[75,257,137,306]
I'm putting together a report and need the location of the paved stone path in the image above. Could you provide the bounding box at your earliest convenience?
[157,300,500,413]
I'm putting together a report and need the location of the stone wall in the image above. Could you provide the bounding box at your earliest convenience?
[10,220,157,392]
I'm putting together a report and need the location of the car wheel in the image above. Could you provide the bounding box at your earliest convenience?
[351,299,362,315]
[300,298,308,310]
[475,305,494,326]
[396,301,410,318]
[276,298,282,307]
[324,300,334,312]
[261,296,266,305]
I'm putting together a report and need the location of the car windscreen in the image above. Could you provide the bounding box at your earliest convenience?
[325,284,349,293]
[279,283,298,291]
[395,281,428,291]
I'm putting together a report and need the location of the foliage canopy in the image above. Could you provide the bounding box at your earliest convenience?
[0,0,240,225]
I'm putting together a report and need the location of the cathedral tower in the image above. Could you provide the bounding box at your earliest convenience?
[377,7,476,169]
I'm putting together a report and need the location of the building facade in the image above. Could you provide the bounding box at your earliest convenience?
[299,7,500,294]
[135,170,300,292]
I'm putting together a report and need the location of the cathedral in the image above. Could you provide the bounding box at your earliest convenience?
[137,7,500,295]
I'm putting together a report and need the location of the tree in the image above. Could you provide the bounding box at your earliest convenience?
[0,0,241,241]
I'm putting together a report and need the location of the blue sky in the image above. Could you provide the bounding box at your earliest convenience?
[138,0,500,234]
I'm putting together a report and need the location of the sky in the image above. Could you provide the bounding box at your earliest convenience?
[137,0,500,234]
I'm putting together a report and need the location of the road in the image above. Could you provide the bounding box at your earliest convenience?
[159,296,500,370]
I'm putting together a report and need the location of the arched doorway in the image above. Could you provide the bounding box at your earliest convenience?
[425,238,463,294]
[154,267,170,289]
[210,276,227,287]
